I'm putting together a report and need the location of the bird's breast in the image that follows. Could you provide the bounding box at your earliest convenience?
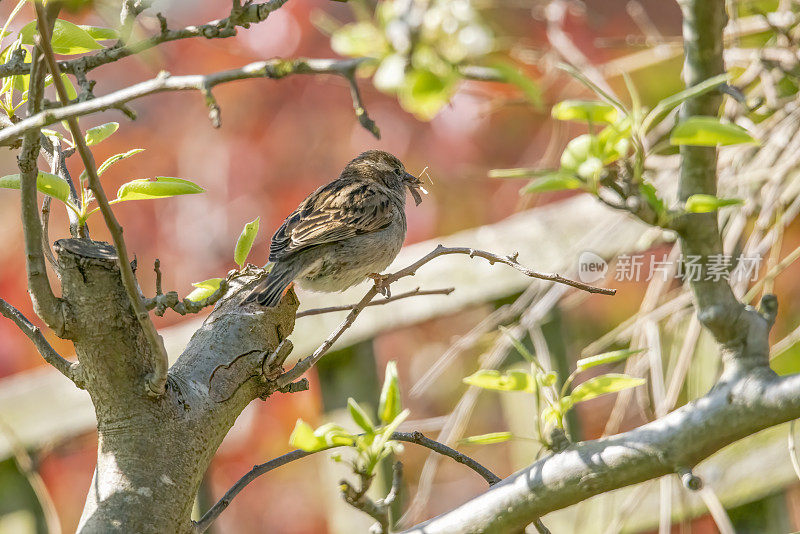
[296,216,406,293]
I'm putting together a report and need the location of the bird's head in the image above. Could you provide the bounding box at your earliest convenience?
[345,150,427,206]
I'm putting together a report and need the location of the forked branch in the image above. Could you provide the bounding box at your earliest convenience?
[193,431,500,533]
[0,58,375,146]
[277,245,614,387]
[0,298,84,388]
[35,4,170,397]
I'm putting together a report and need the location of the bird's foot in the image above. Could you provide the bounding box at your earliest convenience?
[367,273,392,298]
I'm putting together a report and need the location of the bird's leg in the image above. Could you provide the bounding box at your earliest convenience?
[367,273,392,298]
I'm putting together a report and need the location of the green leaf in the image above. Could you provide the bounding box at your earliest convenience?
[41,129,67,141]
[97,149,145,176]
[331,22,388,58]
[0,171,72,203]
[347,398,375,433]
[60,73,78,100]
[462,369,534,392]
[576,349,644,372]
[115,177,205,201]
[19,19,103,55]
[459,432,513,445]
[642,73,728,133]
[577,157,604,181]
[234,217,260,268]
[377,408,409,449]
[537,371,557,387]
[556,63,629,116]
[670,116,759,146]
[84,122,118,145]
[289,420,326,452]
[185,278,223,303]
[639,182,666,215]
[560,134,597,172]
[398,68,457,121]
[684,194,743,213]
[541,397,574,426]
[315,422,356,448]
[552,100,618,124]
[570,374,645,404]
[490,60,543,109]
[79,25,119,41]
[378,361,402,425]
[520,173,583,195]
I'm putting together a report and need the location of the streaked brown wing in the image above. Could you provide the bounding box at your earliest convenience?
[269,179,395,262]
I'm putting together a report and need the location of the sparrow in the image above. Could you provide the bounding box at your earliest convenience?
[243,150,426,307]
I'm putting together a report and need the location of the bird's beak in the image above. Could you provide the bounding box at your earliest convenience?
[405,171,427,206]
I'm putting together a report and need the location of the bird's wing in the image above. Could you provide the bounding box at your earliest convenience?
[269,179,397,262]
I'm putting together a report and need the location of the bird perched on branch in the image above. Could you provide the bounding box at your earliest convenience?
[243,150,426,307]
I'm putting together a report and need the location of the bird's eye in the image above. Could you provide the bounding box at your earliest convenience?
[394,168,403,176]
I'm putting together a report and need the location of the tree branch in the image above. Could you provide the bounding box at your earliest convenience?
[340,475,388,533]
[0,0,290,79]
[193,431,500,533]
[341,65,380,139]
[142,260,229,316]
[277,245,611,388]
[295,287,455,318]
[35,4,170,397]
[672,0,745,352]
[0,58,372,146]
[395,431,501,485]
[0,298,84,388]
[400,371,800,533]
[388,246,615,295]
[397,3,792,532]
[17,5,66,337]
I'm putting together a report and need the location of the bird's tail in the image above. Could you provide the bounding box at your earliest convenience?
[242,262,299,307]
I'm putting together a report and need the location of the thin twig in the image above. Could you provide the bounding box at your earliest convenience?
[276,286,378,387]
[388,245,615,295]
[295,287,455,318]
[383,461,403,508]
[193,431,500,533]
[342,66,380,139]
[0,57,372,146]
[341,474,388,533]
[396,431,501,485]
[0,298,84,388]
[533,518,552,534]
[278,245,613,388]
[40,198,58,273]
[16,5,65,337]
[143,280,229,316]
[35,4,170,397]
[154,259,163,295]
[0,0,290,79]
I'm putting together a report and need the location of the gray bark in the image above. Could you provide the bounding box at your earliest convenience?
[49,239,297,533]
[399,0,795,531]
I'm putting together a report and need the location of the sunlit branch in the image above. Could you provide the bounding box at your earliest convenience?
[35,4,170,397]
[193,431,500,533]
[0,57,374,146]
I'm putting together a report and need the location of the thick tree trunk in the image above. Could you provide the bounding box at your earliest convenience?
[50,239,297,533]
